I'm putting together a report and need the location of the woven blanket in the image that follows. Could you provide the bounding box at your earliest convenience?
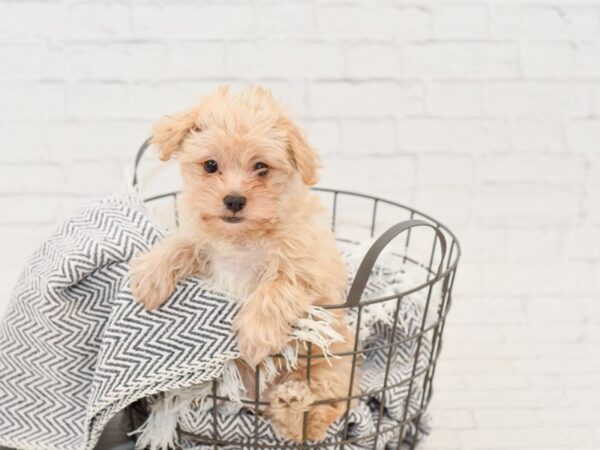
[0,194,432,450]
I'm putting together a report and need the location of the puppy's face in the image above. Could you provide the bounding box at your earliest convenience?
[152,86,320,237]
[178,124,295,235]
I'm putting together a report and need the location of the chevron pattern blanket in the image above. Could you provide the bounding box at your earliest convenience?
[0,195,432,450]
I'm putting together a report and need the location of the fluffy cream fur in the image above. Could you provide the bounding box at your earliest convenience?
[130,86,358,441]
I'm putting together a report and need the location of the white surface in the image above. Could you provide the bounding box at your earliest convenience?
[0,1,598,448]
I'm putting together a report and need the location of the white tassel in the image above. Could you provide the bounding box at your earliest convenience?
[131,384,210,450]
[218,360,246,405]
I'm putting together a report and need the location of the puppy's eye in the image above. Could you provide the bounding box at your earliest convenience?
[254,162,268,176]
[204,160,219,173]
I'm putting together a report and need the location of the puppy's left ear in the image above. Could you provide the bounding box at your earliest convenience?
[286,122,321,186]
[152,107,198,161]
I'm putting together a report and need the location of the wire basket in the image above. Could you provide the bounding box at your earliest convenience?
[127,139,461,450]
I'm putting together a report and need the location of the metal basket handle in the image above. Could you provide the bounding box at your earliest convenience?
[345,219,447,307]
[132,137,152,188]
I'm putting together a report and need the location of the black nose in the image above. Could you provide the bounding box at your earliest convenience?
[223,195,246,213]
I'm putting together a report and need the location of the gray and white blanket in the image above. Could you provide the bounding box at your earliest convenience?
[0,195,432,450]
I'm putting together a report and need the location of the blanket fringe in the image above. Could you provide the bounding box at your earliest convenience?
[130,384,210,450]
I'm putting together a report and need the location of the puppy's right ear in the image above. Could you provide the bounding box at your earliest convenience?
[151,108,198,161]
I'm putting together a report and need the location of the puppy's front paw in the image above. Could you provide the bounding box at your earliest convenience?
[233,279,308,366]
[129,252,175,310]
[233,318,290,367]
[233,299,292,366]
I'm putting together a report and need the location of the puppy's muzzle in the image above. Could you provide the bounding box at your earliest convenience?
[223,195,246,213]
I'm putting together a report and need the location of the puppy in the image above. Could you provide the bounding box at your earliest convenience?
[130,86,357,441]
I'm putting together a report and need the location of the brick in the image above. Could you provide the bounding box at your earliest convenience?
[256,1,315,38]
[395,7,432,40]
[0,123,53,161]
[428,82,483,117]
[510,118,566,152]
[0,82,66,121]
[0,43,44,80]
[446,325,505,345]
[449,296,527,326]
[431,410,475,429]
[585,188,600,225]
[416,155,475,188]
[134,3,256,39]
[594,80,600,117]
[539,407,600,426]
[502,324,587,344]
[167,43,225,79]
[340,119,396,155]
[483,261,596,297]
[475,186,580,227]
[0,196,59,225]
[127,82,219,120]
[506,229,563,262]
[474,409,542,429]
[512,357,600,375]
[526,297,596,323]
[64,161,126,195]
[310,82,424,117]
[0,165,65,194]
[414,187,472,227]
[320,155,416,196]
[588,155,600,186]
[478,154,585,186]
[226,42,344,78]
[44,121,151,161]
[48,43,168,81]
[315,4,398,40]
[0,225,49,265]
[460,427,597,448]
[434,3,489,39]
[68,2,132,38]
[435,388,569,409]
[457,227,507,262]
[485,81,592,118]
[521,42,574,77]
[446,359,515,377]
[404,42,518,79]
[573,43,600,77]
[301,120,340,156]
[0,2,68,40]
[451,261,484,297]
[419,429,461,449]
[565,228,600,261]
[259,81,308,117]
[492,5,600,40]
[397,118,509,153]
[0,265,22,312]
[345,44,401,79]
[68,82,130,119]
[568,120,600,153]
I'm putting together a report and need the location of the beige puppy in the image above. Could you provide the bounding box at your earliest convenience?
[130,86,357,441]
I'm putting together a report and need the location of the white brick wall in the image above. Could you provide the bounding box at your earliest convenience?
[0,1,599,448]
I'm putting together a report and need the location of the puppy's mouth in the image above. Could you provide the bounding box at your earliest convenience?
[221,216,245,224]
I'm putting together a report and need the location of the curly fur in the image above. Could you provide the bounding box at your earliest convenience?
[130,85,358,441]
